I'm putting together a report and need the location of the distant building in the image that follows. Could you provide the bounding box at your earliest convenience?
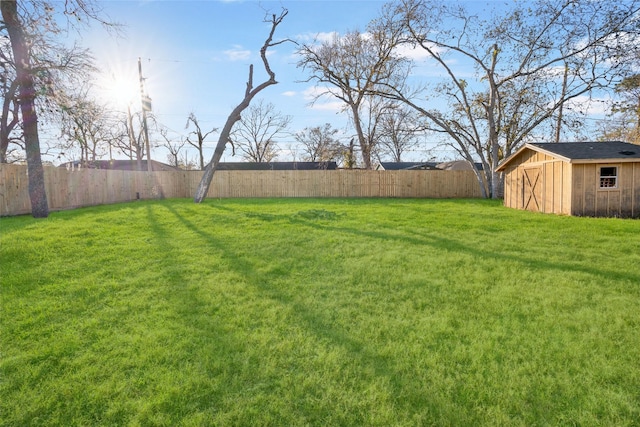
[215,161,338,171]
[377,161,482,171]
[377,162,439,170]
[59,160,178,172]
[436,160,483,171]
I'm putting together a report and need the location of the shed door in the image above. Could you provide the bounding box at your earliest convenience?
[522,167,542,212]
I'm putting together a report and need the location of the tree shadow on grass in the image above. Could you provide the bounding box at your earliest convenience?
[284,214,640,286]
[141,204,266,422]
[144,201,639,424]
[206,201,639,284]
[153,202,460,424]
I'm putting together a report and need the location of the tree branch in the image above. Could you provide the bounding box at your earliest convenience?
[194,8,289,203]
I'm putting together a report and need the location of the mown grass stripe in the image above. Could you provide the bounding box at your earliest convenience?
[1,198,639,426]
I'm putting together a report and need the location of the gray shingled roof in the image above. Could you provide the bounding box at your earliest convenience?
[529,141,640,160]
[379,162,439,170]
[215,162,338,170]
[59,160,178,171]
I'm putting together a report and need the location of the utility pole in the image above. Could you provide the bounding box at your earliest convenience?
[127,103,141,171]
[138,57,152,172]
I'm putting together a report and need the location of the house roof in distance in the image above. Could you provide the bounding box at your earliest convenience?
[378,162,439,170]
[436,160,484,171]
[59,160,338,171]
[59,160,178,171]
[379,161,483,171]
[496,141,640,171]
[215,162,338,170]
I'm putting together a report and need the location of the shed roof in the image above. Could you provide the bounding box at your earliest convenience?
[496,141,640,171]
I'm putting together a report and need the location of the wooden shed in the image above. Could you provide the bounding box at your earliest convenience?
[496,141,640,217]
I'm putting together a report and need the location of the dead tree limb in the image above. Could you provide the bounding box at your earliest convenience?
[194,10,289,203]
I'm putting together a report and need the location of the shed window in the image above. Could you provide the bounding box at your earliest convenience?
[599,166,618,189]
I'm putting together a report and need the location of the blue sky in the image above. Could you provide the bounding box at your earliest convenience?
[59,0,618,166]
[82,0,399,164]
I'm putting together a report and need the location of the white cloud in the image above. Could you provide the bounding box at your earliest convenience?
[224,45,251,61]
[302,86,344,112]
[296,31,339,45]
[308,100,345,112]
[302,85,326,101]
[564,95,610,116]
[282,91,297,97]
[394,43,436,62]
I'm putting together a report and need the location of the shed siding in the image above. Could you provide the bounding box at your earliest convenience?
[501,144,640,217]
[503,160,524,210]
[543,161,554,213]
[619,163,634,216]
[502,162,521,210]
[501,150,565,213]
[571,164,584,216]
[539,159,571,214]
[561,161,572,215]
[582,164,597,216]
[570,162,640,217]
[631,162,640,217]
[635,163,640,217]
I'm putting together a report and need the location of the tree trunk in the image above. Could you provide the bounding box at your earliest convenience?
[194,132,231,202]
[198,143,204,170]
[487,45,501,199]
[2,0,49,217]
[194,100,247,202]
[194,10,288,203]
[350,104,372,169]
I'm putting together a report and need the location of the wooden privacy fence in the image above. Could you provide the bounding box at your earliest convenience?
[0,164,482,216]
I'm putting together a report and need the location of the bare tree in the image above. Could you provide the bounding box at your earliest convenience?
[295,123,343,163]
[344,137,357,169]
[0,81,21,163]
[178,152,198,170]
[125,107,142,168]
[158,127,188,168]
[1,0,112,217]
[375,0,640,198]
[0,45,21,163]
[377,104,424,162]
[230,99,291,162]
[357,95,397,166]
[58,85,118,164]
[105,108,153,170]
[194,9,289,203]
[185,112,217,170]
[2,0,50,217]
[297,28,410,169]
[0,25,96,164]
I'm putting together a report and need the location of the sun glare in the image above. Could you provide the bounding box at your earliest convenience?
[109,75,139,107]
[98,64,140,110]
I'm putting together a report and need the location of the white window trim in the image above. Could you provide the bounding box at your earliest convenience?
[598,164,619,190]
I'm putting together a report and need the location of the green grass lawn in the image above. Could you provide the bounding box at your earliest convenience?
[1,198,639,426]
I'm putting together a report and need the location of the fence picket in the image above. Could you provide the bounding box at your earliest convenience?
[0,165,482,216]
